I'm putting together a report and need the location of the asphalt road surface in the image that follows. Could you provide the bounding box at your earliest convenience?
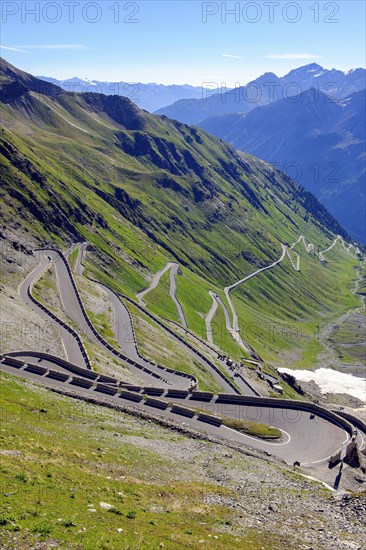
[0,357,358,466]
[4,244,364,470]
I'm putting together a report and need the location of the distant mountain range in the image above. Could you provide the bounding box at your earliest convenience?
[155,63,366,125]
[37,76,203,113]
[200,88,366,242]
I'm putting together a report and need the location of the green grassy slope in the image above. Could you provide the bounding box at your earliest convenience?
[0,373,295,550]
[230,248,359,368]
[0,57,362,369]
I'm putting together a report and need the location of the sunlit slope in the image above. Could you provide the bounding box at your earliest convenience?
[0,58,360,365]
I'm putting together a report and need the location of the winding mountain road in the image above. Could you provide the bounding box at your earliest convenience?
[204,244,288,353]
[74,241,87,275]
[206,235,360,353]
[3,238,365,471]
[206,291,219,344]
[98,281,240,391]
[224,244,287,343]
[136,262,175,307]
[1,353,363,466]
[137,261,187,328]
[169,263,188,328]
[319,235,359,262]
[18,252,88,368]
[24,248,244,395]
[24,251,192,389]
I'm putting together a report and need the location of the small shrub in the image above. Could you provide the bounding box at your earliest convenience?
[33,523,52,535]
[108,507,123,516]
[126,510,136,519]
[64,520,76,527]
[0,514,14,525]
[14,473,28,483]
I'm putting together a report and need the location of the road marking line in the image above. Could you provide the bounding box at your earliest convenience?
[224,425,291,446]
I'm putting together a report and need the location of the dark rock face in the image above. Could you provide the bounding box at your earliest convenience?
[81,93,146,130]
[0,81,29,103]
[156,176,188,196]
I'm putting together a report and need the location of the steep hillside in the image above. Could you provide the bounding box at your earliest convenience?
[1,373,365,550]
[200,89,366,242]
[0,57,361,369]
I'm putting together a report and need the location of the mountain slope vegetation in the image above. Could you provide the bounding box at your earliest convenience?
[0,57,361,368]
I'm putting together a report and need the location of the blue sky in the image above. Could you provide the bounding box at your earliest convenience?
[1,1,365,85]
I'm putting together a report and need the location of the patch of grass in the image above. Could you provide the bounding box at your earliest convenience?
[174,270,215,334]
[86,309,119,347]
[108,507,123,516]
[0,373,260,549]
[222,417,282,440]
[32,267,58,304]
[32,523,52,536]
[0,514,15,526]
[127,302,224,393]
[143,268,180,324]
[68,246,79,272]
[327,311,366,368]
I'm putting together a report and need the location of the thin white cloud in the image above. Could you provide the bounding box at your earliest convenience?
[1,45,28,53]
[266,53,321,60]
[15,44,87,50]
[222,54,243,59]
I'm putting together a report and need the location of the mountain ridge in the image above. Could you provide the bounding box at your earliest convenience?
[200,87,366,242]
[155,63,366,124]
[36,74,203,113]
